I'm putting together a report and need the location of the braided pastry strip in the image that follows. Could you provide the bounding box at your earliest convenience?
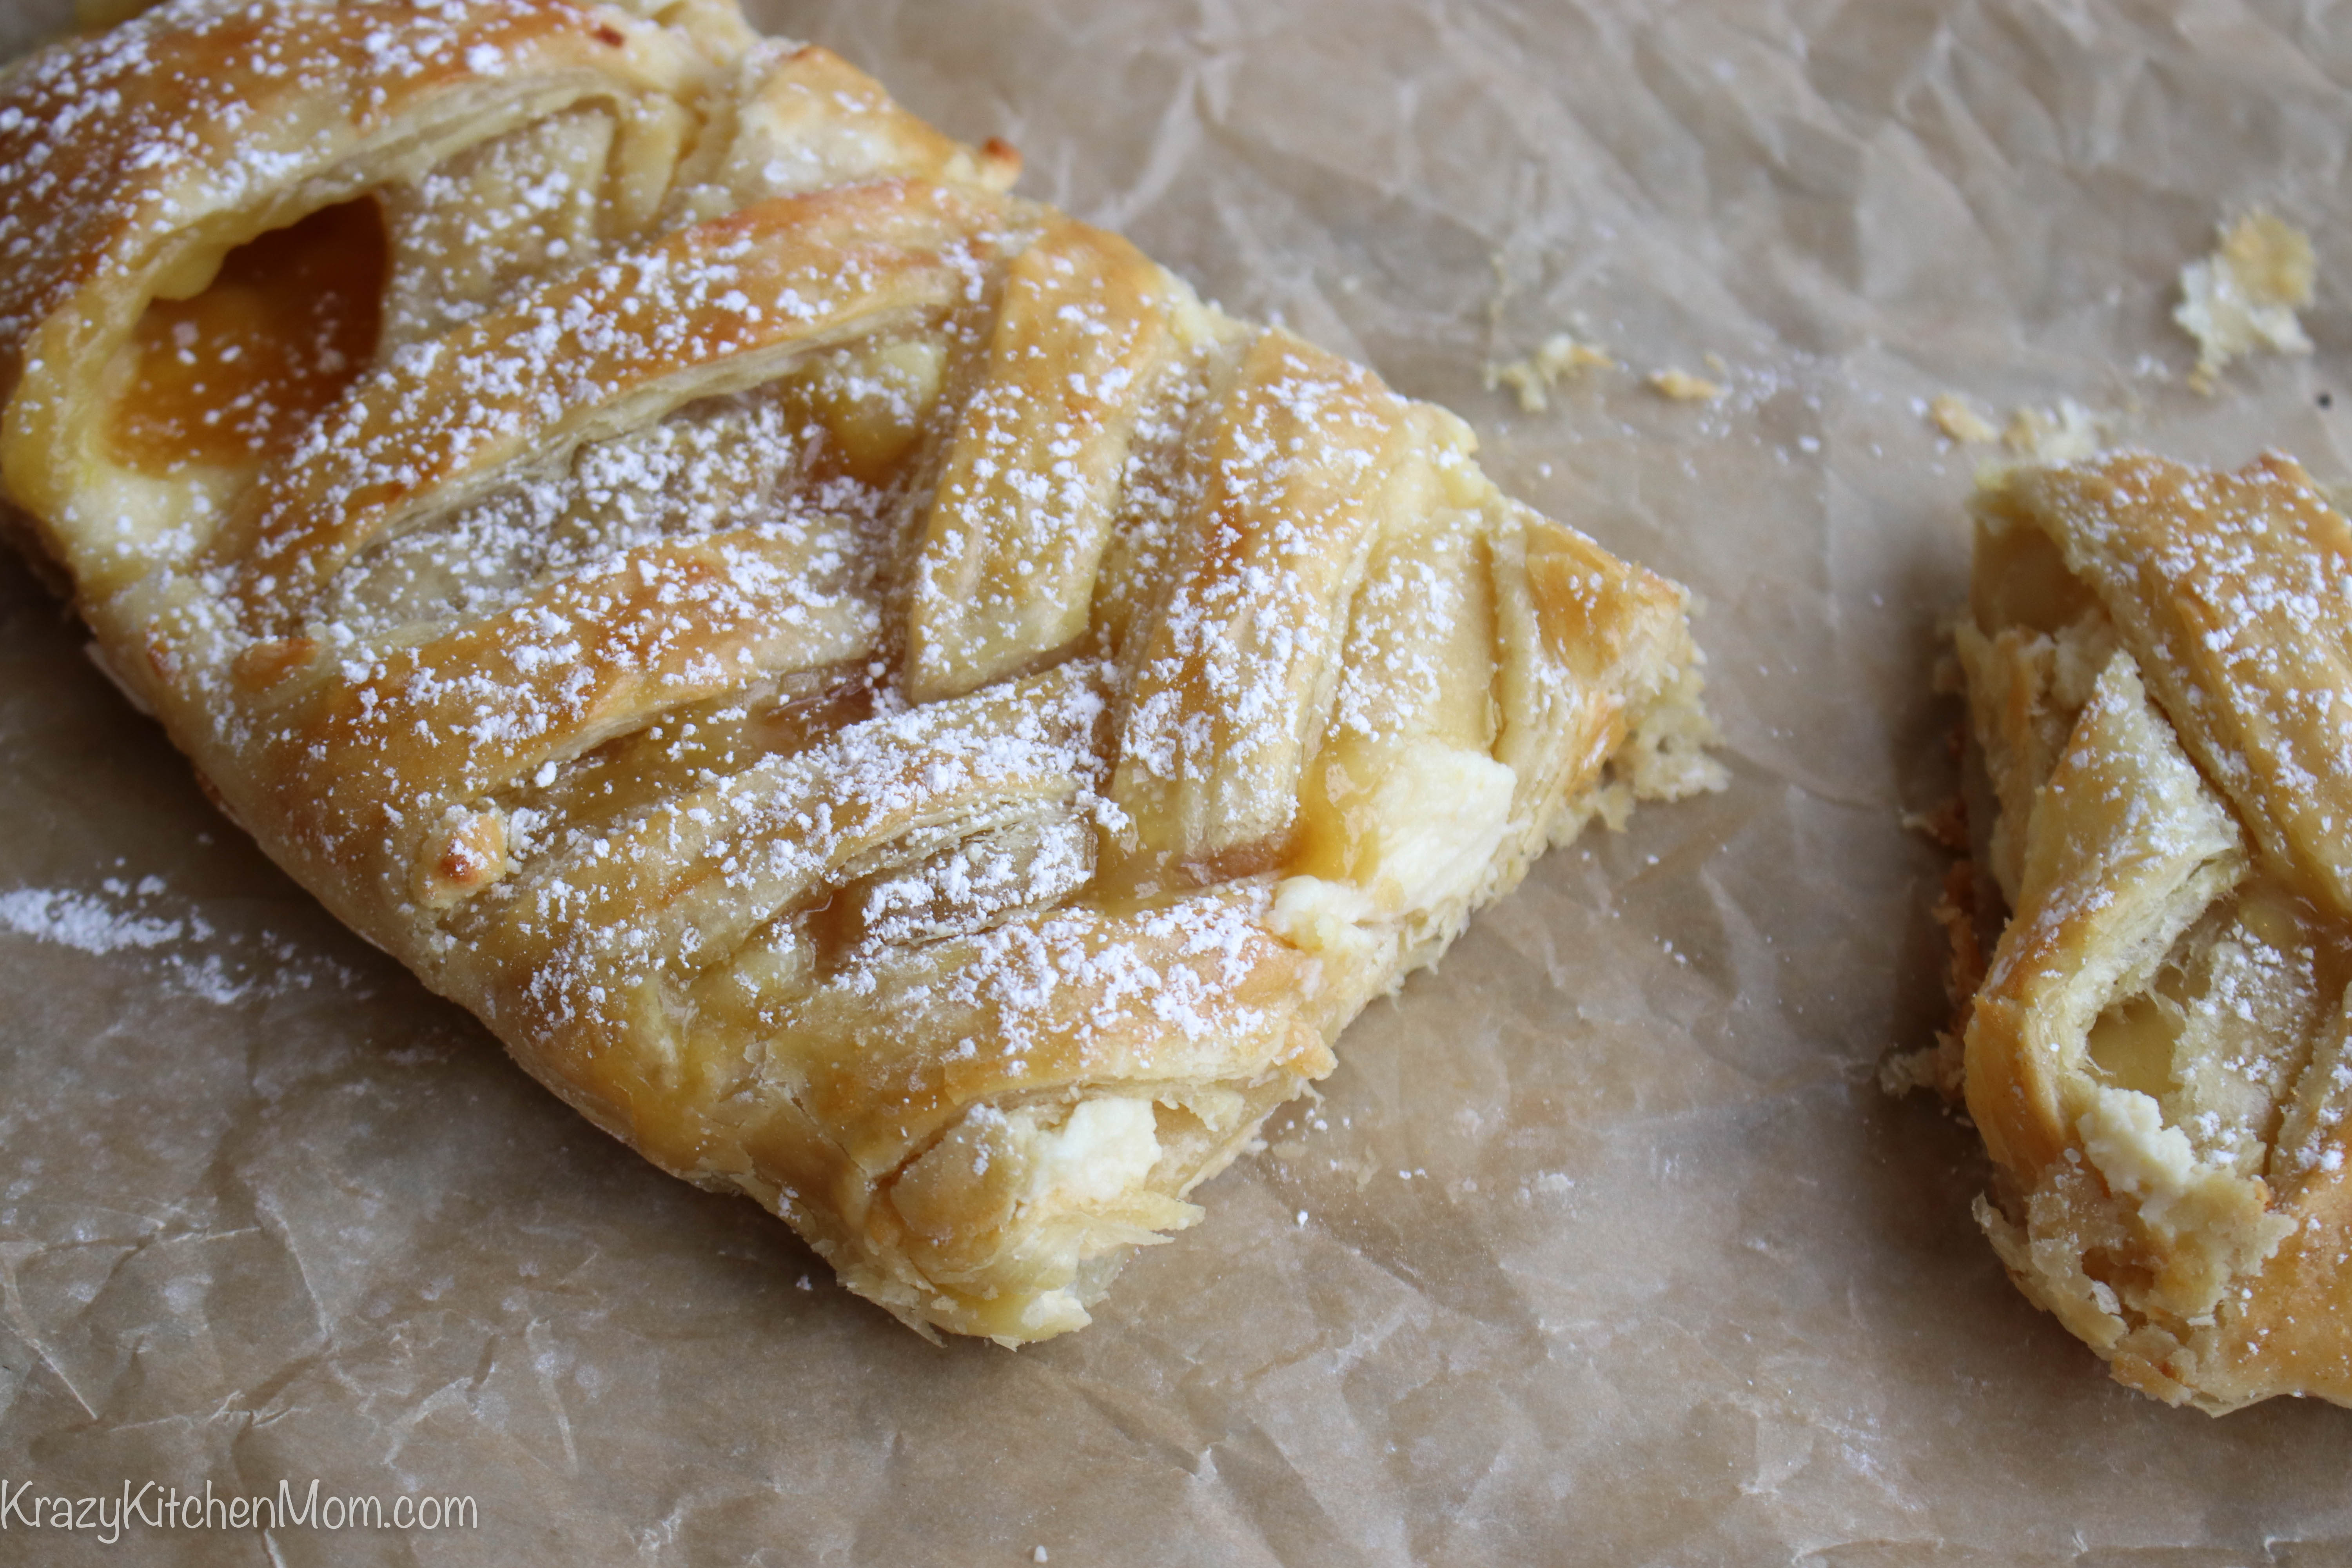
[0,0,1718,1342]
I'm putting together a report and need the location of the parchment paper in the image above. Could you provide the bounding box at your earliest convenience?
[7,0,2352,1562]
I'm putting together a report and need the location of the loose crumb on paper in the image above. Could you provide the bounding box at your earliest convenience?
[1879,860,1982,1106]
[1650,368,1724,403]
[1929,392,2111,459]
[1929,393,2000,445]
[1901,795,1969,856]
[1878,1039,1960,1103]
[1483,332,1613,412]
[2175,210,2316,392]
[2001,399,2107,465]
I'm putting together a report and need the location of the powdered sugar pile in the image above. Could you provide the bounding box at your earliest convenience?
[0,877,370,1006]
[0,879,187,955]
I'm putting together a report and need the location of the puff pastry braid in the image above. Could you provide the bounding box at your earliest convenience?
[1958,452,2352,1410]
[0,0,1718,1342]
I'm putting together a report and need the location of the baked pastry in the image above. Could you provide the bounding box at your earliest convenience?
[0,0,1719,1343]
[1956,450,2352,1410]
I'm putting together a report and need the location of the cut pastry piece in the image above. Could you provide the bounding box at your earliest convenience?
[0,0,1719,1343]
[1956,450,2352,1410]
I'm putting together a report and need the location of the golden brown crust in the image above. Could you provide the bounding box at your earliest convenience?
[0,0,1717,1342]
[1959,450,2352,1410]
[1985,455,2352,920]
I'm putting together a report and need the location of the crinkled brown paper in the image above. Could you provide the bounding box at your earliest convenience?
[7,1,2352,1563]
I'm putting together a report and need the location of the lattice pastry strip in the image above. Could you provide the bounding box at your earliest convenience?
[0,0,1719,1342]
[907,217,1192,705]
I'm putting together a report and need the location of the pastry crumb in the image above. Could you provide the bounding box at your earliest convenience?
[1929,393,1998,445]
[1901,795,1969,855]
[2176,210,2315,392]
[1879,1036,1965,1103]
[2001,399,2107,465]
[1881,859,1981,1105]
[1483,332,1612,412]
[1650,368,1724,403]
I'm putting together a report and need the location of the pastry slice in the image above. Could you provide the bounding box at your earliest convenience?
[1956,450,2352,1410]
[0,0,1719,1342]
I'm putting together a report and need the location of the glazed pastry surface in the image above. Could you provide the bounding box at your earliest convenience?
[0,0,1717,1341]
[1959,451,2352,1410]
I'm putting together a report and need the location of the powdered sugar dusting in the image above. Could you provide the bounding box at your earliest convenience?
[0,880,369,1005]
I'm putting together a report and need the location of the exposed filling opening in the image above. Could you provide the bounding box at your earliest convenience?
[2085,989,2179,1102]
[2082,881,2352,1181]
[109,198,388,475]
[1970,512,2094,638]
